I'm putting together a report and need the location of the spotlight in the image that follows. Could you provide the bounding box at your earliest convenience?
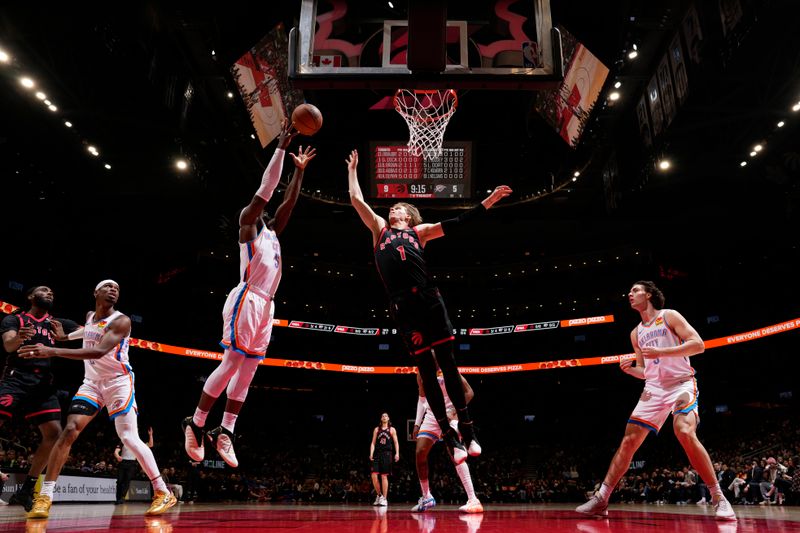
[627,50,638,60]
[64,121,73,128]
[104,163,112,170]
[226,91,234,99]
[609,91,620,101]
[658,160,671,170]
[175,159,189,170]
[573,171,580,177]
[571,177,577,182]
[777,121,785,128]
[749,151,756,157]
[753,144,763,152]
[388,1,394,7]
[47,104,57,112]
[44,99,51,105]
[35,92,46,100]
[739,161,747,167]
[614,81,622,89]
[87,145,99,156]
[792,103,800,112]
[20,77,35,89]
[0,49,9,63]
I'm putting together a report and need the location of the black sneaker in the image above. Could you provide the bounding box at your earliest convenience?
[444,432,468,465]
[182,416,206,461]
[9,489,34,511]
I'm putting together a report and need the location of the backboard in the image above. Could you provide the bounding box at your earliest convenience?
[288,0,563,90]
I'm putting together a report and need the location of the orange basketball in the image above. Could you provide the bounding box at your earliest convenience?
[291,103,323,136]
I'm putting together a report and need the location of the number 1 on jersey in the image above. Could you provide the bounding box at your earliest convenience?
[397,245,407,261]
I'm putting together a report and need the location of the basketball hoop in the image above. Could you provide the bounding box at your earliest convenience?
[394,89,458,160]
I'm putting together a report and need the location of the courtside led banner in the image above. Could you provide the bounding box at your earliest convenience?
[1,300,795,375]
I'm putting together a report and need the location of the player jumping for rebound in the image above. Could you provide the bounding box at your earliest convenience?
[345,148,511,463]
[182,122,315,467]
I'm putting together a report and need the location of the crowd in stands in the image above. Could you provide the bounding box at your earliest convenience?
[2,411,799,507]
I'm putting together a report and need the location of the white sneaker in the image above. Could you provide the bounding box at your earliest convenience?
[459,498,483,513]
[182,417,205,462]
[411,495,436,512]
[467,438,482,458]
[373,495,382,506]
[379,495,388,506]
[209,427,238,468]
[714,497,737,521]
[576,495,608,517]
[696,497,707,505]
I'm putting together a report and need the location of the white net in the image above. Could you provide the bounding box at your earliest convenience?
[393,89,458,160]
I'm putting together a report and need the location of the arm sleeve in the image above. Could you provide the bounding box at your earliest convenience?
[255,148,286,202]
[440,203,488,236]
[414,396,427,427]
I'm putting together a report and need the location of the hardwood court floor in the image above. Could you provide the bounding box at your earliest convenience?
[1,502,798,532]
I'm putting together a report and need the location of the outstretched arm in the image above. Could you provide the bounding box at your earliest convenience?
[240,122,298,241]
[18,315,132,360]
[346,149,387,245]
[415,185,513,246]
[270,145,316,236]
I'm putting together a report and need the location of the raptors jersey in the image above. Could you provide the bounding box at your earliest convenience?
[637,309,694,385]
[374,227,431,295]
[240,223,281,298]
[375,426,393,453]
[82,311,132,381]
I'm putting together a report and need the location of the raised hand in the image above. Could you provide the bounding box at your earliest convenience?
[482,185,513,209]
[290,145,317,170]
[277,118,298,150]
[346,149,358,172]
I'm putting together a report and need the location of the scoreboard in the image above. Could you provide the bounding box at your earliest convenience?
[369,141,472,199]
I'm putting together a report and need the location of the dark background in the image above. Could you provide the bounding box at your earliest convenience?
[0,1,797,463]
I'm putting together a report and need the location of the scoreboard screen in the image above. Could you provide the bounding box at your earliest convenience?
[369,141,472,199]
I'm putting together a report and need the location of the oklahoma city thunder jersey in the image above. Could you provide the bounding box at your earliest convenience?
[637,309,694,385]
[83,311,132,381]
[240,223,281,297]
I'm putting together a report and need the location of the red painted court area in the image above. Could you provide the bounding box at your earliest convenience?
[2,504,799,532]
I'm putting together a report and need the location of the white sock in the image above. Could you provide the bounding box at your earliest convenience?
[708,483,723,501]
[598,482,612,502]
[419,479,430,498]
[222,412,238,433]
[193,407,209,428]
[455,462,476,500]
[40,481,56,499]
[151,475,168,494]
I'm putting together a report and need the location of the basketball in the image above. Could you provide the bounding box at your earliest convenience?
[291,103,323,136]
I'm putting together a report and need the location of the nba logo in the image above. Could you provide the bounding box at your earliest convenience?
[522,42,541,68]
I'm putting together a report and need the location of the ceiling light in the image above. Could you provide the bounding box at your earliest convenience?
[571,177,577,182]
[44,99,51,105]
[658,160,671,170]
[749,151,756,157]
[211,50,216,57]
[777,121,785,128]
[573,171,580,177]
[739,161,747,167]
[627,50,638,60]
[609,91,620,101]
[87,146,99,156]
[388,1,394,7]
[614,81,622,89]
[104,163,112,170]
[793,103,800,112]
[47,104,57,112]
[175,159,189,170]
[35,92,46,100]
[226,91,234,99]
[0,49,9,63]
[753,144,763,152]
[20,77,35,89]
[64,121,73,128]
[250,134,256,139]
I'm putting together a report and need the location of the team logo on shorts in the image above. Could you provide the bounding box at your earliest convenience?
[411,331,424,346]
[0,394,14,407]
[111,399,123,411]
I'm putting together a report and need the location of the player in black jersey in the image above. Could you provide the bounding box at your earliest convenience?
[369,412,400,506]
[346,149,511,464]
[0,286,79,510]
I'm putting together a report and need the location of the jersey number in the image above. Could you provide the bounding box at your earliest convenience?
[397,246,406,261]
